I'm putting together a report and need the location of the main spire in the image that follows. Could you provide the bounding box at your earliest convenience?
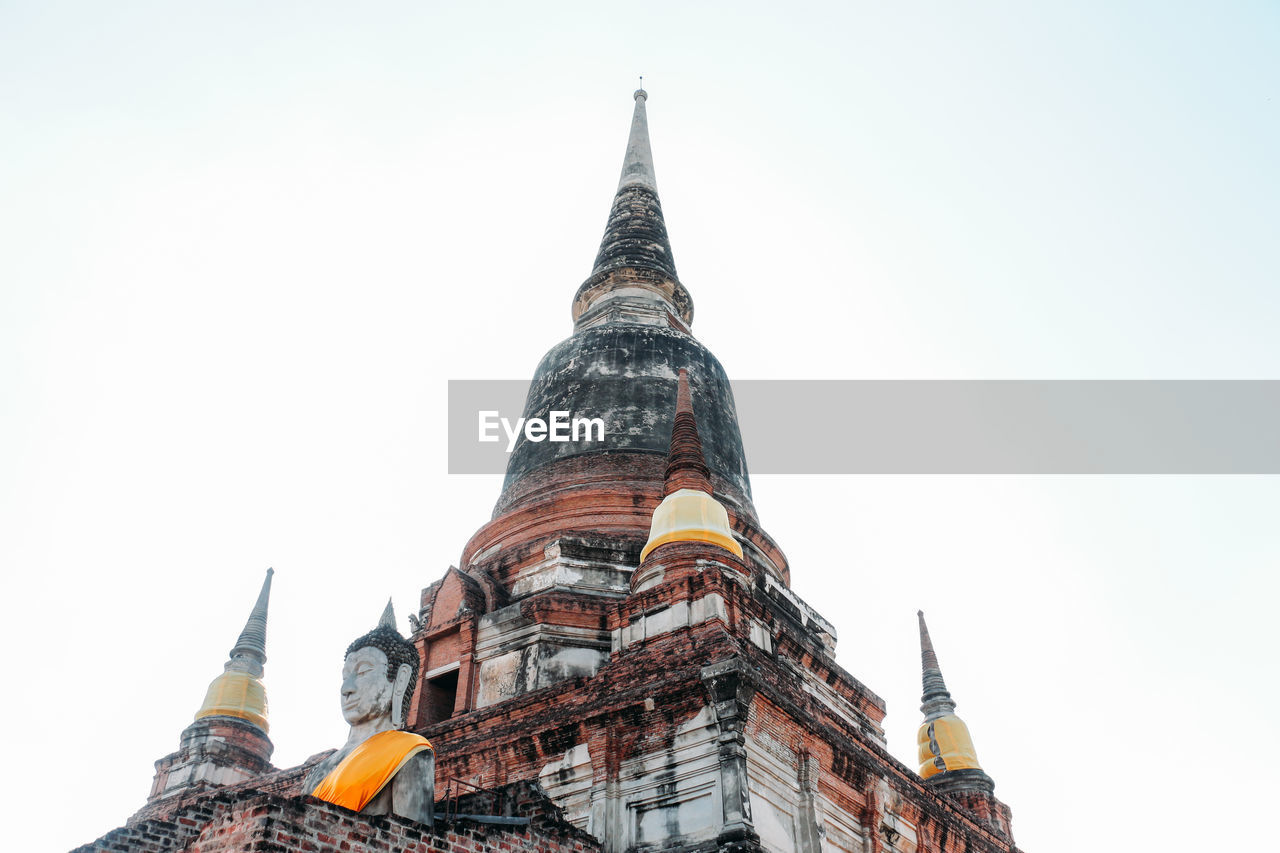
[572,88,693,330]
[591,87,673,279]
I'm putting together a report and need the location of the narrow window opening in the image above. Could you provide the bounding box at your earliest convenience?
[423,669,459,725]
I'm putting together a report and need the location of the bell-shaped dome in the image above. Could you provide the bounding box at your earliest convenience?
[496,325,754,519]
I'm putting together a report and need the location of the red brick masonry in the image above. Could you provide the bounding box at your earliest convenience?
[77,783,599,853]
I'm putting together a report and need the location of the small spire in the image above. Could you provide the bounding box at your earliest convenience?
[230,568,273,666]
[196,569,274,730]
[914,611,990,789]
[639,369,743,563]
[378,598,396,630]
[918,610,957,720]
[664,369,713,495]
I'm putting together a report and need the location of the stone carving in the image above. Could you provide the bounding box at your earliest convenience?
[304,600,434,825]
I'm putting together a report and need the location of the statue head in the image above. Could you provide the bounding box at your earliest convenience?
[341,600,419,729]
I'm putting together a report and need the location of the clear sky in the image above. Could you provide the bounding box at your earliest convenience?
[2,3,1277,851]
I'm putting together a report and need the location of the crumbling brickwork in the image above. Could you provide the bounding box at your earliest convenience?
[400,555,1019,853]
[78,784,599,853]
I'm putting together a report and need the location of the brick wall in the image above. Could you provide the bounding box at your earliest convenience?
[77,784,600,853]
[743,691,1017,853]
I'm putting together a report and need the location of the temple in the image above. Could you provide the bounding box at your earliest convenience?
[79,90,1023,853]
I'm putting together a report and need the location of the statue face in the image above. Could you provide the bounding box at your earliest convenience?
[340,646,394,726]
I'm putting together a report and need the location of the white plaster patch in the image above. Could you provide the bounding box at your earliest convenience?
[749,619,773,653]
[540,646,607,683]
[474,603,612,706]
[634,787,716,847]
[507,548,633,599]
[164,766,191,789]
[677,705,717,743]
[750,789,797,853]
[612,593,729,652]
[745,712,804,853]
[476,649,523,707]
[690,592,727,624]
[539,743,594,834]
[618,704,723,849]
[818,791,864,853]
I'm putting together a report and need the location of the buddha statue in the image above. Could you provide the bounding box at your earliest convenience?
[304,601,434,825]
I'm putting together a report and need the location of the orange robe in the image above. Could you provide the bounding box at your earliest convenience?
[310,730,433,812]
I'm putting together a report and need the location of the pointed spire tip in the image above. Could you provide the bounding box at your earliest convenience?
[228,568,273,668]
[615,84,657,193]
[378,598,396,630]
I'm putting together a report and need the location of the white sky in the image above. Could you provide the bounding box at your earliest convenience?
[2,3,1277,851]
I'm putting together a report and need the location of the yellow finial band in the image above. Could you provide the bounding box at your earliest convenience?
[195,670,269,732]
[917,714,981,778]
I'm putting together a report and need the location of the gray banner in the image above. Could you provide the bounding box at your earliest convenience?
[448,380,1280,475]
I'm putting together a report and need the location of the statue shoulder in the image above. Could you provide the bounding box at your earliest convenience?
[389,744,436,825]
[301,748,344,793]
